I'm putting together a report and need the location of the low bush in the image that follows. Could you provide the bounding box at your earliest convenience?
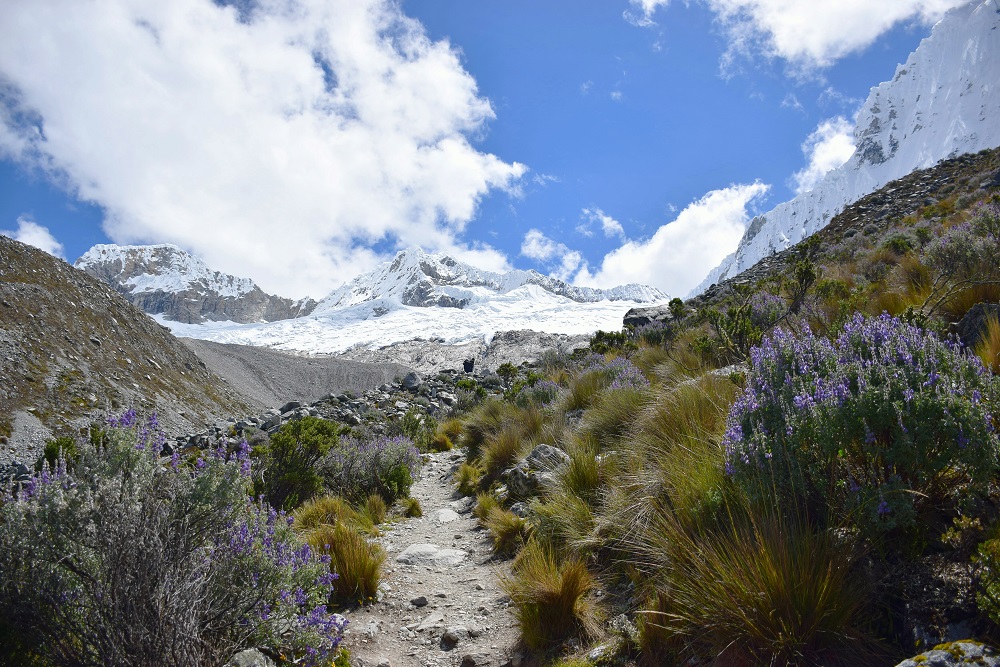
[0,411,344,667]
[501,539,603,651]
[36,436,78,471]
[323,434,421,504]
[254,416,344,511]
[724,313,1000,546]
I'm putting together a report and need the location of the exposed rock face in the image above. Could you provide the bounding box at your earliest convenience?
[76,244,316,324]
[956,303,1000,350]
[0,236,255,464]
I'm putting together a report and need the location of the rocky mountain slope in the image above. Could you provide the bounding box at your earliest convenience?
[0,236,258,464]
[694,0,1000,295]
[76,244,316,324]
[627,145,1000,326]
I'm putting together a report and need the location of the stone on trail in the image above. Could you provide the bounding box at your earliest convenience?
[410,595,429,607]
[396,543,468,566]
[226,649,276,667]
[460,654,494,667]
[434,508,461,523]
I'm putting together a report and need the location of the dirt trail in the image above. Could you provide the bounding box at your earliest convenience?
[341,450,520,667]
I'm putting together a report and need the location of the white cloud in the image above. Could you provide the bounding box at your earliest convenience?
[781,93,803,111]
[625,0,670,26]
[610,90,624,102]
[575,182,769,296]
[704,0,969,71]
[580,80,593,95]
[520,229,584,282]
[581,207,626,239]
[0,0,525,298]
[1,216,65,257]
[791,116,856,194]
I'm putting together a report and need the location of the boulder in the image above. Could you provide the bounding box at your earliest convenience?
[503,444,570,500]
[894,641,1000,667]
[956,303,1000,350]
[402,371,423,391]
[226,649,277,667]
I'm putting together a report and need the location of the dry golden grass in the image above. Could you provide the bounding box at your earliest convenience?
[975,313,1000,373]
[501,539,603,651]
[305,522,386,605]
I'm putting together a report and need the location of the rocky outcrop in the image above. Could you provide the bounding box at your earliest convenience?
[76,244,316,324]
[895,641,1000,667]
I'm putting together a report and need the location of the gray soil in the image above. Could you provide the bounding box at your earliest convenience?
[181,339,412,410]
[341,450,520,667]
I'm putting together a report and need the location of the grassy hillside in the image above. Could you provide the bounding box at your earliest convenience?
[448,147,1000,666]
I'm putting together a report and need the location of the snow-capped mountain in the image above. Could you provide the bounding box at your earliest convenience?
[152,247,667,355]
[76,244,316,324]
[314,247,667,314]
[693,0,1000,296]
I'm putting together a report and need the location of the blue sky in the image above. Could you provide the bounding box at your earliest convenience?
[0,0,968,299]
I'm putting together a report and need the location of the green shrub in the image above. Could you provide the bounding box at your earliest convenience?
[724,313,1000,546]
[254,416,343,511]
[36,436,78,471]
[0,412,344,666]
[501,539,603,651]
[322,435,421,504]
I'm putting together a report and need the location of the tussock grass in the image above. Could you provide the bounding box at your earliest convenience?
[975,313,1000,373]
[560,440,602,503]
[438,418,464,441]
[472,491,500,526]
[481,428,531,482]
[531,492,597,559]
[455,462,481,496]
[501,539,603,651]
[294,494,377,536]
[636,507,881,667]
[941,284,1000,321]
[485,507,531,557]
[578,387,649,450]
[561,370,608,412]
[305,522,386,605]
[427,432,453,452]
[457,399,521,458]
[631,345,671,378]
[362,494,388,525]
[402,497,422,518]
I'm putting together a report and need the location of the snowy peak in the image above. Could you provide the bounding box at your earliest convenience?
[77,244,256,298]
[694,0,1000,295]
[76,244,316,324]
[314,248,667,314]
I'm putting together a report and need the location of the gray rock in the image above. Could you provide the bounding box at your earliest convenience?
[226,649,277,667]
[460,654,493,667]
[396,543,468,566]
[504,444,569,499]
[956,303,1000,350]
[410,595,428,607]
[441,625,467,649]
[402,371,423,390]
[894,641,1000,667]
[279,400,302,414]
[525,443,570,470]
[434,508,461,523]
[509,502,530,518]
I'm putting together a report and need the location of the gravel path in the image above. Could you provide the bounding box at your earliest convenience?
[341,449,520,667]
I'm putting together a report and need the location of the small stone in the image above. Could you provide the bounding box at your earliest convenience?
[434,508,461,523]
[411,595,429,607]
[376,659,392,667]
[433,590,447,598]
[460,653,493,667]
[441,625,467,650]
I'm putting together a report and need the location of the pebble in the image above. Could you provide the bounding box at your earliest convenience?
[410,596,428,607]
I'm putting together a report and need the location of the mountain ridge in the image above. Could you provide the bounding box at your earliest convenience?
[693,0,1000,295]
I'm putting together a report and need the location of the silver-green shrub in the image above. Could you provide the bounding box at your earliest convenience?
[0,410,345,667]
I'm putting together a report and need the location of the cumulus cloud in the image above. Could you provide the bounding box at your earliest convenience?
[791,116,856,194]
[575,182,769,296]
[0,0,524,298]
[580,207,626,239]
[520,229,584,282]
[1,216,65,257]
[704,0,968,71]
